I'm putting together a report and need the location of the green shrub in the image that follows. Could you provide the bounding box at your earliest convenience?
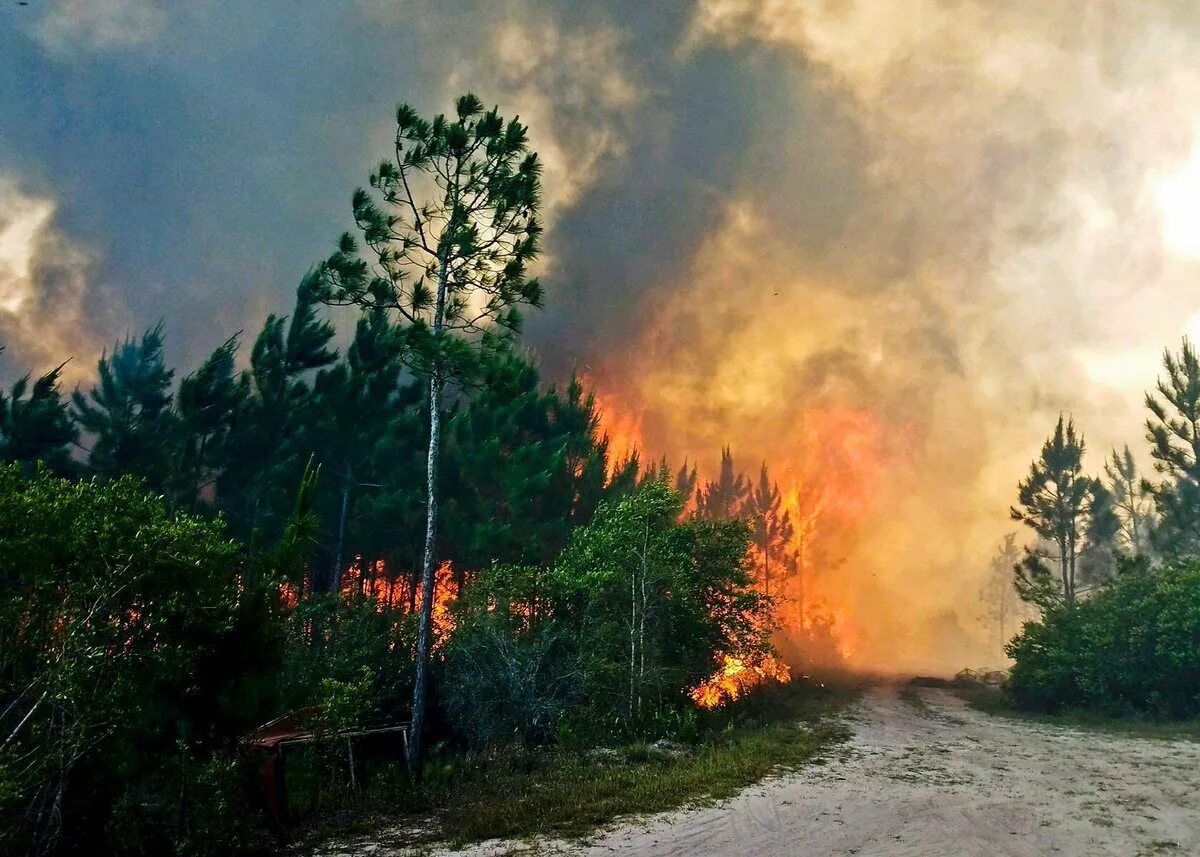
[0,465,275,855]
[1007,563,1200,717]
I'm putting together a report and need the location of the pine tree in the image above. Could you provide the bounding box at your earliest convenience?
[1145,338,1200,557]
[1010,416,1113,606]
[674,460,698,512]
[312,309,407,589]
[169,336,246,511]
[316,94,542,772]
[1103,445,1153,556]
[979,533,1021,652]
[697,446,749,521]
[220,278,337,542]
[0,351,76,472]
[747,463,794,597]
[72,325,174,484]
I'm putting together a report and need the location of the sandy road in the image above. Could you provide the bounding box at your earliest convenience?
[438,683,1200,857]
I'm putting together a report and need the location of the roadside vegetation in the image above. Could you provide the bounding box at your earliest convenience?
[995,338,1200,725]
[955,683,1200,742]
[301,679,854,849]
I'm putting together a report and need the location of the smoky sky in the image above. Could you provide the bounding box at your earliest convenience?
[11,0,1200,669]
[0,0,863,380]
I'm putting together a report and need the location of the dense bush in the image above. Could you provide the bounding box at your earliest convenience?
[1006,562,1200,717]
[440,481,776,749]
[0,465,276,856]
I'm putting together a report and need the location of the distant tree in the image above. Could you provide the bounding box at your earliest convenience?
[747,463,795,597]
[220,279,337,542]
[167,336,246,511]
[316,93,543,772]
[72,325,174,485]
[0,352,76,472]
[674,459,698,508]
[311,309,407,589]
[980,533,1022,652]
[697,446,749,521]
[1010,416,1114,607]
[1145,338,1200,557]
[1103,445,1153,556]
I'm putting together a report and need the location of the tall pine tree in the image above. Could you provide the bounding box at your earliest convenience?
[316,94,543,771]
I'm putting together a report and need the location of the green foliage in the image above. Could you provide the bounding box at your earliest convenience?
[219,279,338,543]
[0,465,274,856]
[72,325,175,485]
[317,93,543,344]
[551,480,774,728]
[1006,561,1200,718]
[1010,416,1116,606]
[0,358,76,472]
[441,607,575,748]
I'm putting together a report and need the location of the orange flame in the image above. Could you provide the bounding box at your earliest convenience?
[690,652,791,709]
[281,559,459,646]
[583,375,645,476]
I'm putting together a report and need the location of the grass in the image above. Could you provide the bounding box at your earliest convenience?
[954,684,1200,742]
[300,679,856,850]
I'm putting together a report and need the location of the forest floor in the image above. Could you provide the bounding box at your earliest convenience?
[323,681,1200,856]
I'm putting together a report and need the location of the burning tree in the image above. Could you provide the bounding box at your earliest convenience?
[747,463,796,598]
[316,93,543,772]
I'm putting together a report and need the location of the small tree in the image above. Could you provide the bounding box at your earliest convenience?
[1145,338,1200,557]
[1104,445,1153,556]
[697,446,749,521]
[0,353,76,473]
[72,325,175,485]
[979,533,1021,653]
[317,93,542,772]
[1010,416,1114,606]
[747,463,795,597]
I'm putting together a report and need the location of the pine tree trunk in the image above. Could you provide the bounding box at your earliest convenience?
[408,369,442,775]
[331,464,351,593]
[407,233,451,776]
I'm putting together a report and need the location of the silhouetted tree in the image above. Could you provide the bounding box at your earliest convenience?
[1145,338,1200,557]
[697,446,748,521]
[1103,445,1153,557]
[72,325,174,485]
[0,352,76,472]
[747,463,794,597]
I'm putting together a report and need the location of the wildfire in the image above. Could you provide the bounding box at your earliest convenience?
[281,559,459,644]
[583,376,645,475]
[689,653,792,709]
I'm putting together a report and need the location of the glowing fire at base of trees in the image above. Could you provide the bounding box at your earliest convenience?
[689,653,792,709]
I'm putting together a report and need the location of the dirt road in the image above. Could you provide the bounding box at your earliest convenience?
[439,683,1200,856]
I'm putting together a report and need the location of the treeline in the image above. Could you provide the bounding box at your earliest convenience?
[0,95,811,856]
[1005,338,1200,716]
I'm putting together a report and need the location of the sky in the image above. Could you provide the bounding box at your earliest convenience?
[6,0,1200,670]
